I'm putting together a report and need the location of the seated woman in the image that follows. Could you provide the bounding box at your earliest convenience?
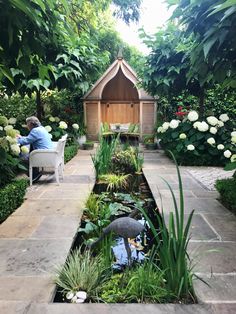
[17,116,53,182]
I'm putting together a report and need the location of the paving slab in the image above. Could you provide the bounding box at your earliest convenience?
[31,216,79,238]
[0,239,72,276]
[0,216,43,238]
[203,213,236,241]
[163,214,219,241]
[211,304,236,314]
[12,199,84,216]
[194,274,236,303]
[188,242,236,274]
[0,276,54,302]
[0,301,30,314]
[26,303,213,314]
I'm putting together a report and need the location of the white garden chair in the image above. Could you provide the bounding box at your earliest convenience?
[29,134,68,186]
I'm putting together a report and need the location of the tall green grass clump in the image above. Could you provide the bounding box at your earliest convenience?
[139,151,195,301]
[54,249,109,301]
[91,136,118,178]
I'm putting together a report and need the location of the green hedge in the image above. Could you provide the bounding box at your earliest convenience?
[215,177,236,213]
[0,178,28,223]
[64,145,79,163]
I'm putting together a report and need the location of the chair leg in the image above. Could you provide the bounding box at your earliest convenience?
[55,167,60,185]
[29,166,33,186]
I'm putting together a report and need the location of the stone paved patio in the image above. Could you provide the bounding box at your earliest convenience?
[0,147,235,313]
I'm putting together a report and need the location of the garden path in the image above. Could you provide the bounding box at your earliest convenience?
[143,149,236,313]
[0,147,235,313]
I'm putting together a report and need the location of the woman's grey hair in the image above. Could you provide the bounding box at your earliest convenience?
[26,116,41,128]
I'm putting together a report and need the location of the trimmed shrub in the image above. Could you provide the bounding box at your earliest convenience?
[0,178,28,223]
[215,177,236,213]
[64,145,79,163]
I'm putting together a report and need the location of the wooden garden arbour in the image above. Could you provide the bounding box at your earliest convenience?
[83,55,156,140]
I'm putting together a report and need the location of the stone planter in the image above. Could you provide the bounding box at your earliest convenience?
[77,135,86,147]
[145,142,157,150]
[82,142,94,150]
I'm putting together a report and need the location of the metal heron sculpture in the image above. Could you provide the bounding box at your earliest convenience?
[90,217,144,265]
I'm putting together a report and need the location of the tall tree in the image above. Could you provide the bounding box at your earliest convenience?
[168,0,236,88]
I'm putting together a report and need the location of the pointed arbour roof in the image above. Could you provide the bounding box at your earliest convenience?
[83,56,154,101]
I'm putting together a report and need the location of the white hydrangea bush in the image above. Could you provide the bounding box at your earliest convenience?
[157,111,236,165]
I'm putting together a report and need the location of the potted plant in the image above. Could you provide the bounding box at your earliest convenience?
[77,124,87,147]
[143,135,157,150]
[82,141,94,150]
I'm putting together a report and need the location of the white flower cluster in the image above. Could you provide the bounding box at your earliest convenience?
[45,125,52,133]
[157,120,180,133]
[193,121,209,132]
[8,117,17,125]
[72,123,79,130]
[187,111,199,122]
[59,121,68,129]
[66,290,87,303]
[49,116,60,122]
[231,131,236,144]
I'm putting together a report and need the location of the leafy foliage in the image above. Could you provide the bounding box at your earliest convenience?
[215,177,236,213]
[169,0,236,88]
[64,145,79,164]
[0,178,28,223]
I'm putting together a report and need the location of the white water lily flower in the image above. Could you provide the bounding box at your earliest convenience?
[187,111,199,122]
[207,116,219,126]
[217,144,224,150]
[8,117,17,124]
[219,114,229,122]
[187,144,195,151]
[10,144,20,155]
[210,127,217,134]
[76,291,87,300]
[169,119,180,129]
[231,131,236,137]
[231,136,236,144]
[66,291,74,300]
[207,137,215,145]
[218,121,224,127]
[45,125,52,132]
[0,126,3,131]
[4,125,13,131]
[198,121,209,132]
[231,154,236,162]
[49,116,55,122]
[72,123,79,130]
[162,122,170,130]
[59,121,68,129]
[179,133,187,139]
[193,121,201,129]
[21,146,29,154]
[224,150,232,158]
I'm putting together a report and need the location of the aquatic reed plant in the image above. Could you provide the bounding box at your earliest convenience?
[139,151,195,300]
[91,135,118,178]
